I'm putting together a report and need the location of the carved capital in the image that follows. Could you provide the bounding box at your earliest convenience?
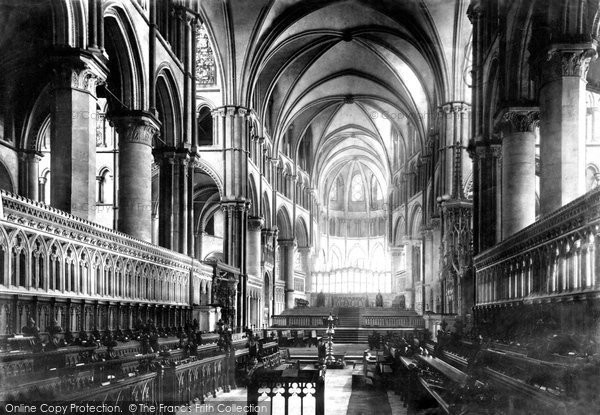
[109,111,161,147]
[51,53,107,95]
[546,44,597,81]
[220,199,250,213]
[248,215,264,232]
[212,105,252,119]
[278,238,297,248]
[439,102,470,115]
[497,108,540,134]
[261,227,278,239]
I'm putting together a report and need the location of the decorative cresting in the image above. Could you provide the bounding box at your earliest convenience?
[545,44,598,81]
[474,186,600,307]
[0,190,213,336]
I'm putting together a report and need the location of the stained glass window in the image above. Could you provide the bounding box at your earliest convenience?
[196,23,216,87]
[351,173,364,201]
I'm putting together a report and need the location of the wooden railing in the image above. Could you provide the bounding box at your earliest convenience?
[271,315,328,327]
[474,187,600,307]
[273,309,425,328]
[248,366,325,415]
[161,353,232,404]
[0,337,279,409]
[362,315,425,328]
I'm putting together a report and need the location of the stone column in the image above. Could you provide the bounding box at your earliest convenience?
[389,246,404,293]
[421,227,434,297]
[187,156,195,257]
[247,216,264,279]
[221,200,249,269]
[25,152,41,201]
[499,108,538,238]
[438,102,470,198]
[471,143,502,250]
[50,53,107,220]
[175,154,190,254]
[590,106,600,142]
[155,152,175,249]
[279,239,296,309]
[38,175,48,204]
[109,111,160,242]
[212,106,250,198]
[261,227,277,323]
[404,239,414,310]
[297,247,312,293]
[539,44,597,214]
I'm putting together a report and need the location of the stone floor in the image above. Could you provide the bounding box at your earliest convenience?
[176,359,408,415]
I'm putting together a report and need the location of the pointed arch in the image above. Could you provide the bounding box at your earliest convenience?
[276,206,292,239]
[103,5,145,109]
[155,66,182,147]
[248,173,259,216]
[295,217,309,247]
[0,160,15,193]
[261,191,272,228]
[409,204,422,238]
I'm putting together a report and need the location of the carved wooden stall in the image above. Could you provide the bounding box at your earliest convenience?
[0,331,278,411]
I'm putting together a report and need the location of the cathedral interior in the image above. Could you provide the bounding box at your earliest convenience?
[0,0,599,414]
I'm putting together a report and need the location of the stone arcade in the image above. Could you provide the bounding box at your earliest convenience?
[0,1,599,414]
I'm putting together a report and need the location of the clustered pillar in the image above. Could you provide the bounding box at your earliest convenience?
[279,239,296,309]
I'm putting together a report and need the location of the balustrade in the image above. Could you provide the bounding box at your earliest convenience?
[475,187,600,306]
[362,315,425,328]
[248,367,325,415]
[0,191,213,336]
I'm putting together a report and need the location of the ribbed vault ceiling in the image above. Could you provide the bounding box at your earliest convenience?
[200,0,470,206]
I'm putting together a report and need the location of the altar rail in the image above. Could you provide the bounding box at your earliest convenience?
[272,311,424,328]
[0,190,214,336]
[272,315,328,327]
[474,187,600,307]
[362,315,425,328]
